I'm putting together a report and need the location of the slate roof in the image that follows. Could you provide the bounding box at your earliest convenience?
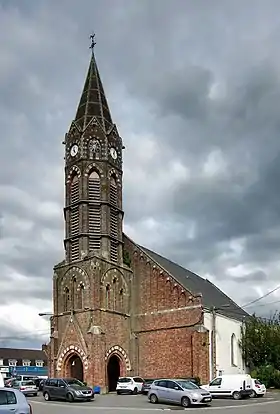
[74,51,113,132]
[0,348,47,361]
[139,245,248,321]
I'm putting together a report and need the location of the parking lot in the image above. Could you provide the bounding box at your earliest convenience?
[28,391,280,413]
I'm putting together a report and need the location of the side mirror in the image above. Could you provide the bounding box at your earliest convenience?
[59,385,65,388]
[174,386,180,390]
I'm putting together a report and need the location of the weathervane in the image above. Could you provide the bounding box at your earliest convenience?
[89,33,96,52]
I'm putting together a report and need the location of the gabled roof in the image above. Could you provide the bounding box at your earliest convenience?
[139,245,248,321]
[74,51,113,133]
[0,348,47,361]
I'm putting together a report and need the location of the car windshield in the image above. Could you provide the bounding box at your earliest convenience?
[118,378,131,383]
[255,379,262,385]
[177,381,200,390]
[65,379,85,387]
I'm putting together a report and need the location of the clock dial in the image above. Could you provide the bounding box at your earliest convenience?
[70,144,78,157]
[110,147,117,160]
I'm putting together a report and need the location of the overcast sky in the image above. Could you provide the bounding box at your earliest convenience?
[1,0,280,349]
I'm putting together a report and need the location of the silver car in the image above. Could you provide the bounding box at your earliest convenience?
[148,379,212,408]
[0,387,32,413]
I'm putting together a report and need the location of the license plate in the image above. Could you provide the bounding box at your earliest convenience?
[204,398,211,402]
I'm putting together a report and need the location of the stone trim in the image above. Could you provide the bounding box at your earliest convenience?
[56,345,88,372]
[66,166,81,182]
[105,345,131,371]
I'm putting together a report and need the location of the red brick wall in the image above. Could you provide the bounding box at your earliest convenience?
[124,235,210,384]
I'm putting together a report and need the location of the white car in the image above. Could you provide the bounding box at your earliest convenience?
[250,379,266,398]
[116,376,144,395]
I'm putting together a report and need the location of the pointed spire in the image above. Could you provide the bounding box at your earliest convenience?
[74,35,113,132]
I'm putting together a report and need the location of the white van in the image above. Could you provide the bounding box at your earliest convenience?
[202,374,252,400]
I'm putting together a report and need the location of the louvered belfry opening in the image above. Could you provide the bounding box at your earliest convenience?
[110,176,117,206]
[88,170,101,252]
[70,175,80,261]
[110,241,118,263]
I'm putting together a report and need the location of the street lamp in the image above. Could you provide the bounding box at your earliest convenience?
[38,313,53,317]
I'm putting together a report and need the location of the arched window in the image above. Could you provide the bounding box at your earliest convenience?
[106,284,110,308]
[71,277,76,310]
[76,283,85,309]
[64,287,70,312]
[88,139,101,160]
[231,333,238,367]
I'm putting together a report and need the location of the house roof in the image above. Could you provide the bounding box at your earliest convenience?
[0,348,47,361]
[139,245,248,321]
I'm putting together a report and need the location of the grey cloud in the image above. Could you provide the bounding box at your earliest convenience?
[2,0,280,347]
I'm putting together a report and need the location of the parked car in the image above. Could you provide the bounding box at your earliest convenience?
[250,378,266,398]
[148,379,212,408]
[116,377,144,395]
[142,379,156,395]
[0,375,4,388]
[11,379,38,396]
[201,374,252,400]
[0,387,32,413]
[43,377,94,402]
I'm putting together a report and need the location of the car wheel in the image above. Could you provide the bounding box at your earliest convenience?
[149,394,158,404]
[232,391,241,400]
[43,392,51,401]
[66,393,74,402]
[33,393,38,397]
[250,390,257,398]
[181,396,191,408]
[133,387,138,395]
[117,391,120,395]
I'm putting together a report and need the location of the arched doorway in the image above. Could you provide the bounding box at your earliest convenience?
[107,354,120,392]
[67,354,84,382]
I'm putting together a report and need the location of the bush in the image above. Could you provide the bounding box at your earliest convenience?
[250,365,280,388]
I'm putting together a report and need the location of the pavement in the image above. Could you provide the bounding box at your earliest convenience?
[28,391,280,414]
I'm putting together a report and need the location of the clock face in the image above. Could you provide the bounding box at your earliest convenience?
[110,147,117,160]
[70,144,78,157]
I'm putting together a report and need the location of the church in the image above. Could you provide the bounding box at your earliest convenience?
[45,43,248,393]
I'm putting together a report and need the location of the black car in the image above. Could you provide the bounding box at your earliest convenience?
[142,379,156,395]
[43,377,94,402]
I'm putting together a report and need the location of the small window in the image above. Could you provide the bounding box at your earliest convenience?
[0,390,17,405]
[166,381,177,389]
[117,377,132,383]
[0,359,3,366]
[57,380,66,388]
[210,377,222,386]
[155,380,167,388]
[35,360,44,367]
[133,377,144,383]
[8,360,17,367]
[22,360,31,367]
[48,379,58,387]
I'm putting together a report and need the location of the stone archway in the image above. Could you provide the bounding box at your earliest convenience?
[65,353,84,382]
[107,354,121,392]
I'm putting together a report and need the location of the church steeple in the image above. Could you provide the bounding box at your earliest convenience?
[63,37,124,266]
[74,36,113,133]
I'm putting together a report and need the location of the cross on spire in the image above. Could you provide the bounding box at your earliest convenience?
[89,34,96,52]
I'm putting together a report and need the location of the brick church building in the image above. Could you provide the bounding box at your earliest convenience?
[45,45,246,392]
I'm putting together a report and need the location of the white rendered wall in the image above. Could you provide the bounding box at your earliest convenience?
[204,311,247,380]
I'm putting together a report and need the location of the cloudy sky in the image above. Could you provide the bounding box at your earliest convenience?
[1,0,280,349]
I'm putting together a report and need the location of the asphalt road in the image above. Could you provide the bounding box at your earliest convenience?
[28,392,280,413]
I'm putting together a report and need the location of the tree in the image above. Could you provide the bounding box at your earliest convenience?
[241,312,280,370]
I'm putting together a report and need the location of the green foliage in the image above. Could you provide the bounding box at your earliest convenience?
[123,250,131,267]
[241,312,280,388]
[250,365,280,388]
[241,312,280,370]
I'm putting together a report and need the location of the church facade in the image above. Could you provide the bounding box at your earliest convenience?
[45,48,247,392]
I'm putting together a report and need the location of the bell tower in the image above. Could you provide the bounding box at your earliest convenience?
[63,37,124,265]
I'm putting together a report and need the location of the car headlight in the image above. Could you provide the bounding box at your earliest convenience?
[192,393,199,399]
